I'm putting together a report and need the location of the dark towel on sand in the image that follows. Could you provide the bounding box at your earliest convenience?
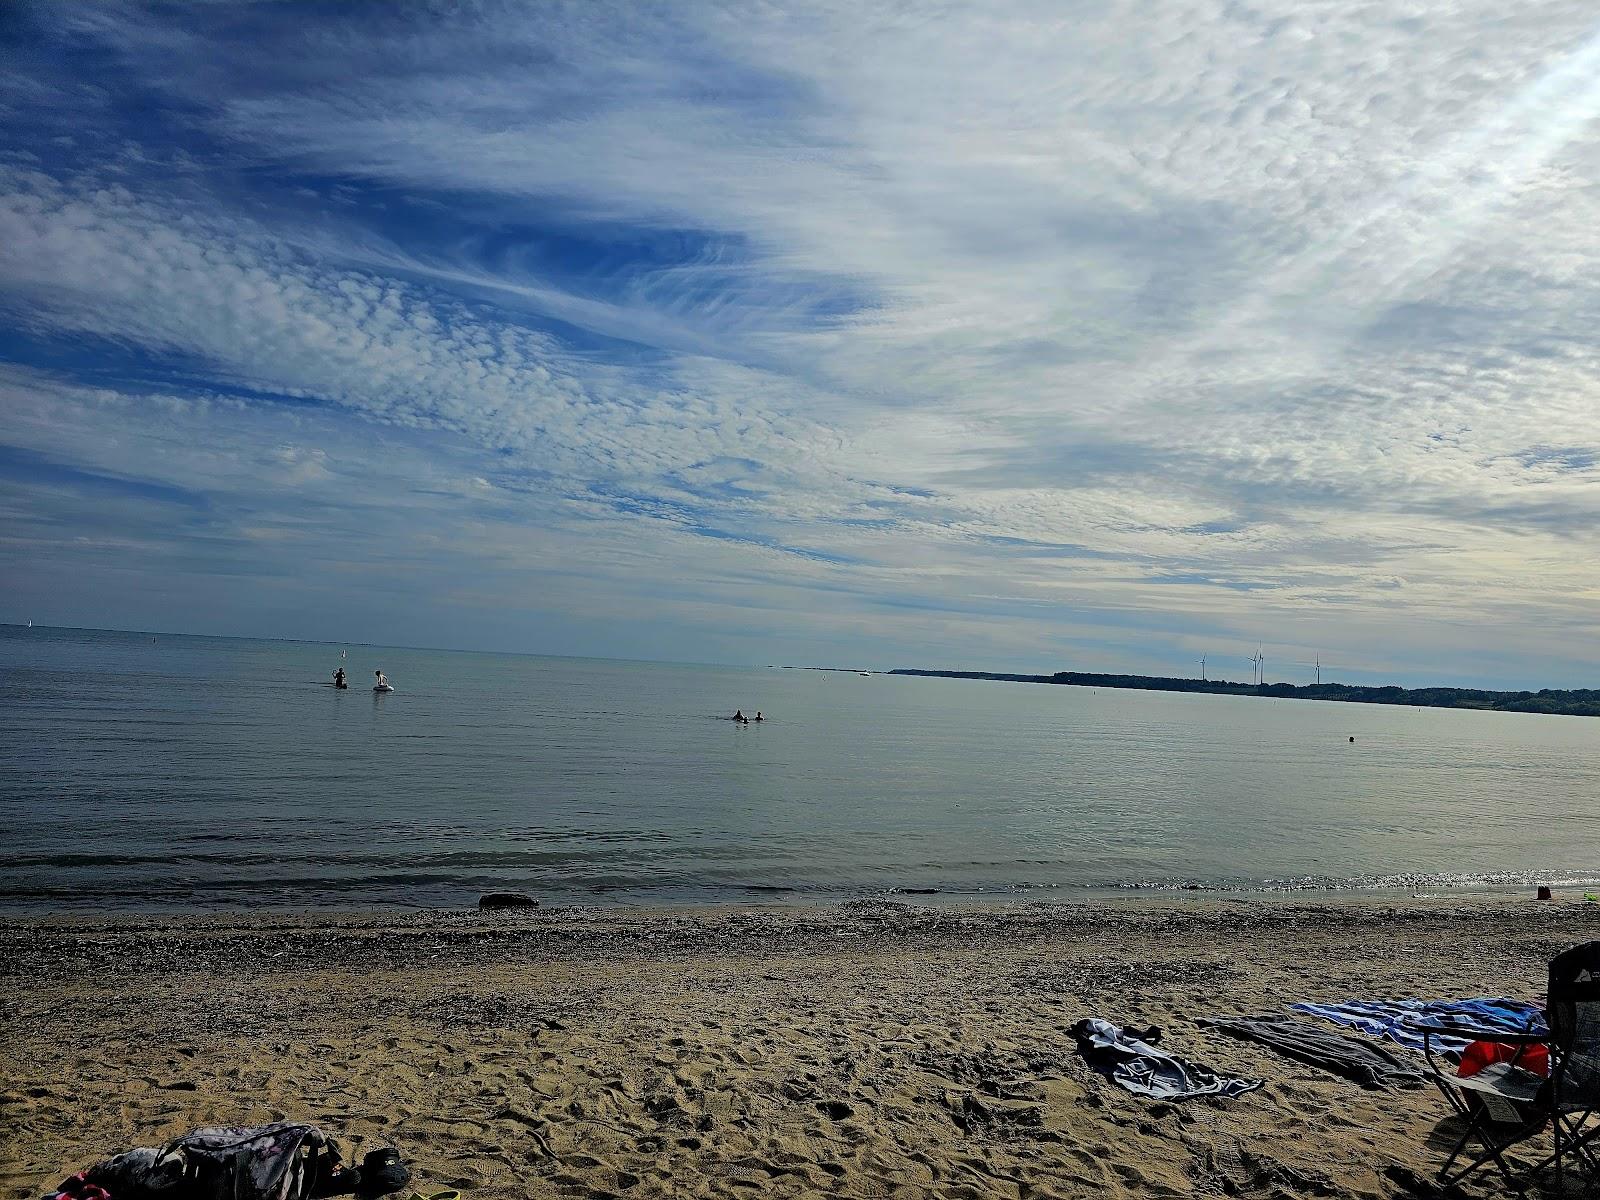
[1204,1014,1427,1090]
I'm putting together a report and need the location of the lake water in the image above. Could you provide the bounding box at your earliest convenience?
[2,624,1598,911]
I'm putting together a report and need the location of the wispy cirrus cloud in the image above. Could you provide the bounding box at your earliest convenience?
[2,1,1599,683]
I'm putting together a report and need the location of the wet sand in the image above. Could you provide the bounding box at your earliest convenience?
[2,896,1595,1199]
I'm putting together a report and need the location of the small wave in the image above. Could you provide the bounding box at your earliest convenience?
[1,858,1596,912]
[1101,868,1600,894]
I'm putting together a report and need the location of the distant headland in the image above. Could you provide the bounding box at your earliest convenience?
[884,668,1600,717]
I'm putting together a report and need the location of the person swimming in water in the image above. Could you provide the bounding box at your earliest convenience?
[333,667,347,689]
[754,711,764,722]
[732,709,747,723]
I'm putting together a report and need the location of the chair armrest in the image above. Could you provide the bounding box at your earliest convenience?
[1410,1019,1548,1044]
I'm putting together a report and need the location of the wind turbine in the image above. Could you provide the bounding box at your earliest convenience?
[1246,649,1262,686]
[1198,654,1207,681]
[1294,656,1337,685]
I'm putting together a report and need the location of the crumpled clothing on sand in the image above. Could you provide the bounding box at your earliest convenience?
[1071,1017,1262,1100]
[45,1123,339,1200]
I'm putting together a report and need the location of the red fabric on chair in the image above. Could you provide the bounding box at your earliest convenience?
[1458,1039,1550,1079]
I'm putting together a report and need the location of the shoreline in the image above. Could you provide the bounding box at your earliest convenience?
[5,896,1597,1199]
[2,875,1595,921]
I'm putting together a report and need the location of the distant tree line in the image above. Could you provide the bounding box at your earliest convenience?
[887,669,1600,717]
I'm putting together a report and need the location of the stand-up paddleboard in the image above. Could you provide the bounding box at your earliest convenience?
[373,684,394,693]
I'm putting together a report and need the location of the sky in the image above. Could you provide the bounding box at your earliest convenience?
[2,1,1599,687]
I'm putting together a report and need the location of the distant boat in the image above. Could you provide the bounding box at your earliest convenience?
[859,671,871,677]
[26,620,32,628]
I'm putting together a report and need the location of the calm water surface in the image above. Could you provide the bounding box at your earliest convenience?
[2,625,1598,910]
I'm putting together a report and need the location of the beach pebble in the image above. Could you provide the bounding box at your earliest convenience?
[478,892,539,910]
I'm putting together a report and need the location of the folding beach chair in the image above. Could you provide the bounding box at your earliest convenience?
[1418,940,1600,1189]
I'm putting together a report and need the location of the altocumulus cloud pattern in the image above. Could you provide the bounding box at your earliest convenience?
[2,1,1599,684]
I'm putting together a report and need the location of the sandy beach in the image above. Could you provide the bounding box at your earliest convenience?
[2,896,1595,1200]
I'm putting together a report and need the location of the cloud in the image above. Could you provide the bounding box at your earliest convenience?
[3,2,1600,684]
